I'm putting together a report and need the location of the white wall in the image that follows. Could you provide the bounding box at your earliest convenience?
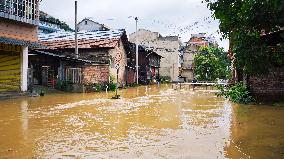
[77,20,104,31]
[21,46,28,91]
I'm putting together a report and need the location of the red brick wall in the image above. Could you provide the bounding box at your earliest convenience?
[248,66,284,102]
[82,65,109,84]
[0,18,38,42]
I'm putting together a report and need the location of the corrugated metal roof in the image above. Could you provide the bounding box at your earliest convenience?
[39,29,125,41]
[0,37,44,48]
[39,29,125,49]
[31,50,105,64]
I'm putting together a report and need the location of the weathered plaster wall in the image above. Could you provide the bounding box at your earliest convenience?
[129,29,181,81]
[181,44,197,81]
[109,39,127,85]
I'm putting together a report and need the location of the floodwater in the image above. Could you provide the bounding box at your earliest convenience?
[0,85,283,159]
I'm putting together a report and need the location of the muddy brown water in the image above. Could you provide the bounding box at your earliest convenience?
[0,85,283,159]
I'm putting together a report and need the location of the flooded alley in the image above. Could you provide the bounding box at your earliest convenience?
[0,85,283,158]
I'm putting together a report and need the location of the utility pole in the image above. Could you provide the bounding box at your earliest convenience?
[75,1,79,58]
[135,17,139,85]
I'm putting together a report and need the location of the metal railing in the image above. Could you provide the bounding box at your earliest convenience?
[0,0,39,25]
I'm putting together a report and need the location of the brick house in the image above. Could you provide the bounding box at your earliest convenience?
[28,50,107,89]
[0,0,40,93]
[37,29,129,86]
[129,29,181,82]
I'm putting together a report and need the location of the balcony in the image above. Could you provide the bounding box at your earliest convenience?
[0,0,39,25]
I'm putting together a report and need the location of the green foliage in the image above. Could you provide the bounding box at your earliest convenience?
[56,80,116,92]
[108,83,117,92]
[39,11,73,32]
[56,80,71,91]
[85,83,116,92]
[204,0,284,75]
[128,83,140,87]
[194,46,230,81]
[160,76,171,83]
[217,82,255,104]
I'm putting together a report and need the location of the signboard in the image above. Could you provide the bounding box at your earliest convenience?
[0,43,22,52]
[115,63,120,69]
[114,51,122,70]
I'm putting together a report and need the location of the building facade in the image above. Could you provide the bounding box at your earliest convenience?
[77,18,110,32]
[0,0,40,92]
[127,43,162,85]
[129,29,181,82]
[180,33,218,82]
[38,29,129,86]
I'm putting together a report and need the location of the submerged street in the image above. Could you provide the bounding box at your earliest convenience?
[0,85,283,159]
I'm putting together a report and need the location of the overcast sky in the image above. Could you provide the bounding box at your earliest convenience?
[40,0,229,50]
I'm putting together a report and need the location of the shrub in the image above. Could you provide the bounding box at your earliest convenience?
[160,76,171,83]
[56,80,71,91]
[128,83,140,87]
[217,82,255,104]
[108,83,117,92]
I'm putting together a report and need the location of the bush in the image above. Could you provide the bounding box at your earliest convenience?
[160,76,171,83]
[84,83,116,92]
[217,82,255,104]
[128,83,140,87]
[56,80,71,91]
[108,83,117,92]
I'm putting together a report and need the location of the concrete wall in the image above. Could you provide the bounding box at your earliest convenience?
[129,29,181,81]
[181,44,197,81]
[248,66,284,102]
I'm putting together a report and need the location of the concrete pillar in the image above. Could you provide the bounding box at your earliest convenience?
[21,46,28,92]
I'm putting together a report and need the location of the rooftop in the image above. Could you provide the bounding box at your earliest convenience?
[39,29,126,49]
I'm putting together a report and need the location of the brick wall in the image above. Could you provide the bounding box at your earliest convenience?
[82,65,109,84]
[248,66,284,102]
[0,18,38,42]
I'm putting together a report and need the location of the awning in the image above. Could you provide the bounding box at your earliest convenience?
[0,37,45,49]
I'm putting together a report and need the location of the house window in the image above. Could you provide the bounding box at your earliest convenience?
[85,21,88,25]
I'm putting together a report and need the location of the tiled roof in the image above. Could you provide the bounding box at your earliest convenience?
[39,29,125,49]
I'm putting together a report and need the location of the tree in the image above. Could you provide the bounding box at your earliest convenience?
[194,46,230,81]
[204,0,284,75]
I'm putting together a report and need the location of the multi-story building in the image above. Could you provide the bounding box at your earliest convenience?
[180,33,218,82]
[129,29,181,82]
[0,0,40,92]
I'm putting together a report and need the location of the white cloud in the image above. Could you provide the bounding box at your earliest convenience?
[40,0,229,50]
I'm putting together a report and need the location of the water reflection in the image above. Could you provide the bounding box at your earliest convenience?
[20,100,29,140]
[0,85,283,158]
